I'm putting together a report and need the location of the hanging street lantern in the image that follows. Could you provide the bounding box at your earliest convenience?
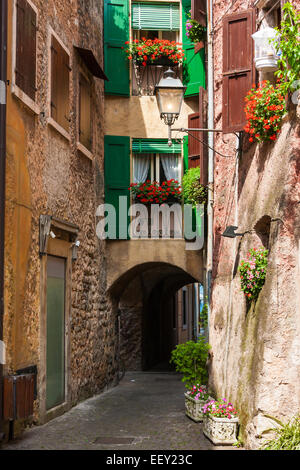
[252,26,280,73]
[155,68,186,145]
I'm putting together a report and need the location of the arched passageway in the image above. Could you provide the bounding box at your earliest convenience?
[109,262,203,371]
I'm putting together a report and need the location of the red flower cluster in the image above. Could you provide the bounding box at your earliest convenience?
[244,80,286,143]
[124,38,185,67]
[129,180,182,204]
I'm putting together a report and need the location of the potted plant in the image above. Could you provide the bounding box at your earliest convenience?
[202,398,239,445]
[124,38,185,67]
[170,337,211,422]
[185,12,206,53]
[184,384,212,423]
[238,247,268,302]
[244,80,286,143]
[129,179,182,204]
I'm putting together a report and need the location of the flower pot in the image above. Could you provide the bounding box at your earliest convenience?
[185,393,212,422]
[203,414,239,445]
[151,56,176,67]
[194,41,204,54]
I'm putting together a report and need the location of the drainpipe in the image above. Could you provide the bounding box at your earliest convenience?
[0,0,7,443]
[206,0,214,337]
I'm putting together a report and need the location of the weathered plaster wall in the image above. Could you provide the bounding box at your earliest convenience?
[105,95,198,138]
[4,0,115,424]
[209,0,300,449]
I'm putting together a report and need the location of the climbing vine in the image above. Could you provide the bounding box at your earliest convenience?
[272,2,300,95]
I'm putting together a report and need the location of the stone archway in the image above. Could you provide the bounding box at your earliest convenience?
[108,260,202,372]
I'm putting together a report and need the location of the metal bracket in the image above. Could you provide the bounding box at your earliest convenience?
[39,215,52,256]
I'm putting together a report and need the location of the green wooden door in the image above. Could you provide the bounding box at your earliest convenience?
[46,256,66,410]
[104,135,130,239]
[104,0,130,95]
[182,0,206,96]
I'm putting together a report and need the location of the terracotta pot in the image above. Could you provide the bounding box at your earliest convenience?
[194,41,204,54]
[203,414,239,445]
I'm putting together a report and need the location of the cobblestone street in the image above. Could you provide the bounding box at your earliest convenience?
[2,372,235,451]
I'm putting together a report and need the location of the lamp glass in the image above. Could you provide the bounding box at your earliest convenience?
[156,88,184,116]
[252,27,279,71]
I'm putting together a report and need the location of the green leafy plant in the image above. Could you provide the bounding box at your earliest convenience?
[185,12,206,44]
[199,302,208,330]
[182,168,208,207]
[272,2,300,95]
[239,247,268,301]
[244,80,286,143]
[261,415,300,450]
[170,337,210,388]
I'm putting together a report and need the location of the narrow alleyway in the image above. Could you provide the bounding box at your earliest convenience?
[2,372,235,450]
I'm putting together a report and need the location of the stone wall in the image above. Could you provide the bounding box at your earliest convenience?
[4,0,116,426]
[209,0,300,449]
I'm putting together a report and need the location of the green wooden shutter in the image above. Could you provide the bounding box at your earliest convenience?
[104,0,129,96]
[183,135,189,173]
[182,0,205,97]
[132,3,180,31]
[132,138,181,154]
[104,135,130,239]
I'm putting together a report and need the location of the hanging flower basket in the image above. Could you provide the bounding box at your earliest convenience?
[185,12,206,47]
[124,38,185,67]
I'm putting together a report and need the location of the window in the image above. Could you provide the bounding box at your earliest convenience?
[132,2,180,34]
[132,138,182,185]
[50,35,70,133]
[14,0,37,101]
[79,73,92,151]
[133,154,181,185]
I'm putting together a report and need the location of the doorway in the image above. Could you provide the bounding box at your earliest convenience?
[46,256,66,410]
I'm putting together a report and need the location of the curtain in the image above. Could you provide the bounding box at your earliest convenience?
[160,154,181,182]
[133,154,150,183]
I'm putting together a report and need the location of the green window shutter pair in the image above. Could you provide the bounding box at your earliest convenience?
[104,0,130,96]
[181,0,206,96]
[132,2,180,31]
[132,138,181,154]
[104,136,131,239]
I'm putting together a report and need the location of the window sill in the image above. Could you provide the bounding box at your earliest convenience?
[76,141,93,160]
[11,83,40,115]
[47,117,71,142]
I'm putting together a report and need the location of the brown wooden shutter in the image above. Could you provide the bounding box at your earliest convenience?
[15,0,26,93]
[51,36,70,132]
[79,74,92,150]
[188,113,201,169]
[199,86,208,185]
[187,87,208,184]
[191,0,206,26]
[222,9,256,133]
[16,0,36,100]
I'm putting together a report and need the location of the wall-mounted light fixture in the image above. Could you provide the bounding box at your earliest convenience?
[222,225,246,238]
[72,240,80,261]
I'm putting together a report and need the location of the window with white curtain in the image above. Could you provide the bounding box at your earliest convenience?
[133,153,181,184]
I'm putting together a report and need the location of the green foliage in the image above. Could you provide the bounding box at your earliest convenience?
[273,2,300,95]
[170,337,211,388]
[186,12,206,44]
[182,168,207,207]
[261,415,300,450]
[239,248,268,301]
[199,302,208,330]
